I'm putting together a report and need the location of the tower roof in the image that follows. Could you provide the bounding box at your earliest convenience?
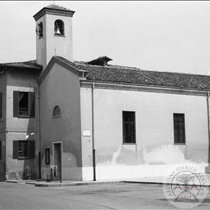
[44,4,73,12]
[33,4,75,21]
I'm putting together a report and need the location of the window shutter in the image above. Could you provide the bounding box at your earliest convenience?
[13,141,19,159]
[0,141,2,160]
[13,91,19,117]
[29,141,35,159]
[29,92,35,118]
[0,92,2,118]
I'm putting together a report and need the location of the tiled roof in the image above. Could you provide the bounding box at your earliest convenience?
[45,4,72,12]
[2,56,210,91]
[0,60,42,70]
[55,56,84,71]
[73,61,210,91]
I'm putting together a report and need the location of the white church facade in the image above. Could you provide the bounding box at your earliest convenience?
[0,4,210,181]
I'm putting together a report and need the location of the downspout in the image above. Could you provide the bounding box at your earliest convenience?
[37,83,41,179]
[92,82,96,181]
[206,91,210,171]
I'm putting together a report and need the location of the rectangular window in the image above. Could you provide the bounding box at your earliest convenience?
[123,111,136,144]
[45,148,50,165]
[13,140,35,159]
[0,92,2,118]
[174,114,185,144]
[13,91,35,118]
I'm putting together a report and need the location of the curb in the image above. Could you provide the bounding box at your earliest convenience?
[124,180,210,187]
[5,179,210,188]
[35,180,124,187]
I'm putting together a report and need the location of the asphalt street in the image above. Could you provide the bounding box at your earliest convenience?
[0,182,209,209]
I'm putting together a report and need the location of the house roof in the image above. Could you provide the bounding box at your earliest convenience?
[33,4,75,21]
[0,60,42,70]
[73,60,210,91]
[1,56,210,91]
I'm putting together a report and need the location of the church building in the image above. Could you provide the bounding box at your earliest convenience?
[0,4,210,181]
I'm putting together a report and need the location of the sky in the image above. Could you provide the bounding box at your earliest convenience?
[1,1,210,75]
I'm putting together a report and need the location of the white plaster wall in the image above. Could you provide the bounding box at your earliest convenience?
[80,86,209,180]
[39,63,82,181]
[5,85,37,179]
[36,14,73,68]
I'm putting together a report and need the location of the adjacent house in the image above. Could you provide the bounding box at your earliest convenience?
[0,4,210,181]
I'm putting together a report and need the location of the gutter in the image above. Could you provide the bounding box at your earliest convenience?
[91,82,96,181]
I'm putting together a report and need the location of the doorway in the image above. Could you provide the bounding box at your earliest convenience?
[53,142,62,181]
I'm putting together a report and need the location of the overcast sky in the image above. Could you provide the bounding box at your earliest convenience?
[1,1,210,75]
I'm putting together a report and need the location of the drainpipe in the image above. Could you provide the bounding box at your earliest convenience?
[207,91,210,172]
[37,83,41,179]
[92,82,96,181]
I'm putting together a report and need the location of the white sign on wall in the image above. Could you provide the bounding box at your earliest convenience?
[83,130,91,137]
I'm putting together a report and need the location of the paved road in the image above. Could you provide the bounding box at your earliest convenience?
[0,182,209,209]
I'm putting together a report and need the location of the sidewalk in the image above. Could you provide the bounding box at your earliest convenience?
[5,173,210,187]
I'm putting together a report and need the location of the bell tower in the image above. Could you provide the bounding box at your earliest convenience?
[33,4,75,69]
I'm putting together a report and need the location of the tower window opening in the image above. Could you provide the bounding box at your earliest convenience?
[36,22,43,38]
[54,20,64,35]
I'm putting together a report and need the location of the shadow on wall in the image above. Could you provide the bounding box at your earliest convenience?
[96,144,200,166]
[6,156,36,180]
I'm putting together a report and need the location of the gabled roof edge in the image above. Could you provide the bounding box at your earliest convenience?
[37,56,80,86]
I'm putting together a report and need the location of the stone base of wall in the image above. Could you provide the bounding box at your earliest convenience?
[38,163,210,181]
[205,165,210,173]
[6,170,36,181]
[82,163,209,181]
[41,166,83,181]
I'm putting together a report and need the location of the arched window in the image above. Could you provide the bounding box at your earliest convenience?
[53,106,61,117]
[54,20,64,35]
[36,22,43,38]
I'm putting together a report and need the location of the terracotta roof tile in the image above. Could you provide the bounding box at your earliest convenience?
[2,56,210,91]
[0,60,42,70]
[74,61,210,91]
[45,4,72,12]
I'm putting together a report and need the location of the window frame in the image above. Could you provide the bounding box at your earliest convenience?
[13,91,35,118]
[45,148,50,165]
[52,106,61,118]
[174,113,186,144]
[122,111,136,144]
[54,19,65,36]
[13,140,35,160]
